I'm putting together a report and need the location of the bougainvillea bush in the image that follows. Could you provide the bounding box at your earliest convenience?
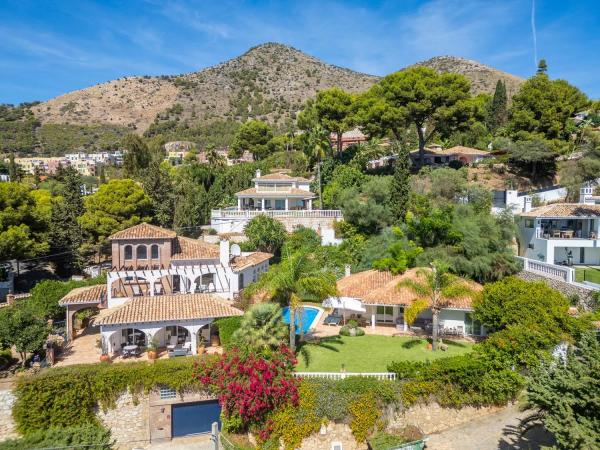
[194,344,299,436]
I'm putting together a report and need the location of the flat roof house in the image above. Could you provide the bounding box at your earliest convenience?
[335,269,485,337]
[59,223,271,356]
[409,145,493,167]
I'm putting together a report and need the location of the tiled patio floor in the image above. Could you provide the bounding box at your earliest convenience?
[54,327,222,367]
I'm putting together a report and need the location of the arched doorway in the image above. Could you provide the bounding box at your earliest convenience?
[194,273,216,293]
[165,325,190,347]
[121,328,147,347]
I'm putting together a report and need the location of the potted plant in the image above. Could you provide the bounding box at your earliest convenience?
[197,342,206,355]
[99,337,110,362]
[147,337,159,360]
[210,333,220,347]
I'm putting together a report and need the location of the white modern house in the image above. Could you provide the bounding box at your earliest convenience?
[517,186,600,266]
[211,170,343,245]
[59,223,271,355]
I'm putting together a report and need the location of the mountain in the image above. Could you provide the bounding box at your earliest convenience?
[31,43,378,133]
[414,56,523,97]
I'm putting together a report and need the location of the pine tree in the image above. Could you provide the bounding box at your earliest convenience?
[98,165,107,184]
[537,59,548,75]
[48,167,84,275]
[390,142,411,223]
[489,80,508,131]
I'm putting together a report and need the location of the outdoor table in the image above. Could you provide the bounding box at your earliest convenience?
[123,345,138,352]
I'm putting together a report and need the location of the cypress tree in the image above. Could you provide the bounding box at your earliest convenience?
[537,59,548,75]
[8,151,18,181]
[489,80,508,131]
[48,167,84,275]
[390,143,411,223]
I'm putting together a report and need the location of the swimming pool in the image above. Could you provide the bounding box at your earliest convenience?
[282,306,320,334]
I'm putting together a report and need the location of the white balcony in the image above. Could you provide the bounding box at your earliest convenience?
[211,209,343,219]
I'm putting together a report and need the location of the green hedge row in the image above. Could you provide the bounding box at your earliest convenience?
[13,357,205,434]
[0,424,111,450]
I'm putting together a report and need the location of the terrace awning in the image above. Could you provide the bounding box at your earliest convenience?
[322,296,366,313]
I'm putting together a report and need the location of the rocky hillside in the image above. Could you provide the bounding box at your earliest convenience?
[415,56,523,97]
[29,45,524,137]
[32,43,378,133]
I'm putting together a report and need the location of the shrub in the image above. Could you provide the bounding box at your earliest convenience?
[0,424,112,450]
[13,357,200,433]
[348,393,381,442]
[214,316,242,346]
[368,431,407,450]
[339,325,365,337]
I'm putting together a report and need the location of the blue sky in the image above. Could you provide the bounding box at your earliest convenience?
[1,0,598,104]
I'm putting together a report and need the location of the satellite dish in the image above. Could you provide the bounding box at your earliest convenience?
[230,244,241,257]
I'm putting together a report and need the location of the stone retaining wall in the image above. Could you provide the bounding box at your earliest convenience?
[97,392,149,449]
[0,388,17,442]
[517,271,595,308]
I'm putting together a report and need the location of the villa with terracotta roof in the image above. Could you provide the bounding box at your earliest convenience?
[211,169,343,245]
[409,144,493,166]
[335,269,486,337]
[59,222,271,355]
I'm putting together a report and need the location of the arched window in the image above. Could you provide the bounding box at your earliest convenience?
[136,245,147,260]
[124,245,132,260]
[151,244,159,259]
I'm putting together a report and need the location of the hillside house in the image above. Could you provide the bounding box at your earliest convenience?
[59,223,271,355]
[410,145,493,166]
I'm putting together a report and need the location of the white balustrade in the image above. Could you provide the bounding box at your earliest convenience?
[211,209,343,219]
[294,372,396,381]
[517,256,575,283]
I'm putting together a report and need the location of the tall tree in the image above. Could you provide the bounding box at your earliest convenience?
[173,179,208,235]
[142,161,175,228]
[122,134,151,178]
[0,305,49,366]
[508,73,589,141]
[397,261,478,351]
[390,142,411,223]
[537,59,548,75]
[488,80,508,131]
[79,179,152,246]
[307,125,331,208]
[48,167,85,274]
[526,333,600,450]
[247,251,337,351]
[244,215,287,255]
[230,120,273,160]
[357,67,472,166]
[314,88,354,154]
[8,151,18,182]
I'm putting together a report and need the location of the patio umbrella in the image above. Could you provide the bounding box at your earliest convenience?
[322,297,366,324]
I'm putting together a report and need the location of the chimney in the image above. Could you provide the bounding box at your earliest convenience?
[6,293,14,305]
[255,169,261,178]
[220,239,230,266]
[344,265,352,277]
[580,185,593,204]
[523,196,532,213]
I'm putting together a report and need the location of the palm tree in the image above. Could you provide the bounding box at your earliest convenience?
[231,303,288,351]
[205,145,226,167]
[308,125,331,209]
[246,251,337,351]
[398,261,479,351]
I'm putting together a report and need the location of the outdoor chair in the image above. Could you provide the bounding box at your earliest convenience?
[168,348,189,358]
[166,336,178,350]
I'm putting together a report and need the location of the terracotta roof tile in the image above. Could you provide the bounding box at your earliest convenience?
[108,223,176,240]
[519,203,600,218]
[230,252,272,271]
[235,187,316,198]
[95,293,243,325]
[59,285,107,306]
[337,268,481,309]
[172,236,219,260]
[254,173,310,182]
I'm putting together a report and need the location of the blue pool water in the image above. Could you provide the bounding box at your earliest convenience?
[282,306,319,334]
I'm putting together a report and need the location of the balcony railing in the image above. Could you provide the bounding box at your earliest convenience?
[211,209,343,219]
[294,372,396,380]
[536,229,598,239]
[517,256,575,283]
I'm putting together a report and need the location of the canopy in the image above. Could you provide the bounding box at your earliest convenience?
[322,296,366,313]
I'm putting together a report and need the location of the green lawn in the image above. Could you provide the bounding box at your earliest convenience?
[296,335,474,373]
[575,267,600,284]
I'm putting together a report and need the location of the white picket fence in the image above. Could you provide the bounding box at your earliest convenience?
[294,372,396,381]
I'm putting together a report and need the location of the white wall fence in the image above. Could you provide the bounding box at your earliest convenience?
[294,372,397,381]
[517,256,575,283]
[211,209,343,219]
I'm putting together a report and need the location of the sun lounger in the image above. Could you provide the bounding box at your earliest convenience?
[324,315,342,326]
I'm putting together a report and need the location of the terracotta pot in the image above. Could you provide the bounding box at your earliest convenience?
[427,343,433,350]
[210,335,221,346]
[99,354,110,363]
[197,346,206,355]
[147,350,158,360]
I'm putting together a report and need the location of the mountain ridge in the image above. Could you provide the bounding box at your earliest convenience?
[31,43,523,133]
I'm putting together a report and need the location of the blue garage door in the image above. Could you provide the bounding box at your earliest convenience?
[172,400,221,437]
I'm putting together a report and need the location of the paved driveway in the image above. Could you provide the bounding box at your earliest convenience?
[425,403,554,450]
[143,434,216,450]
